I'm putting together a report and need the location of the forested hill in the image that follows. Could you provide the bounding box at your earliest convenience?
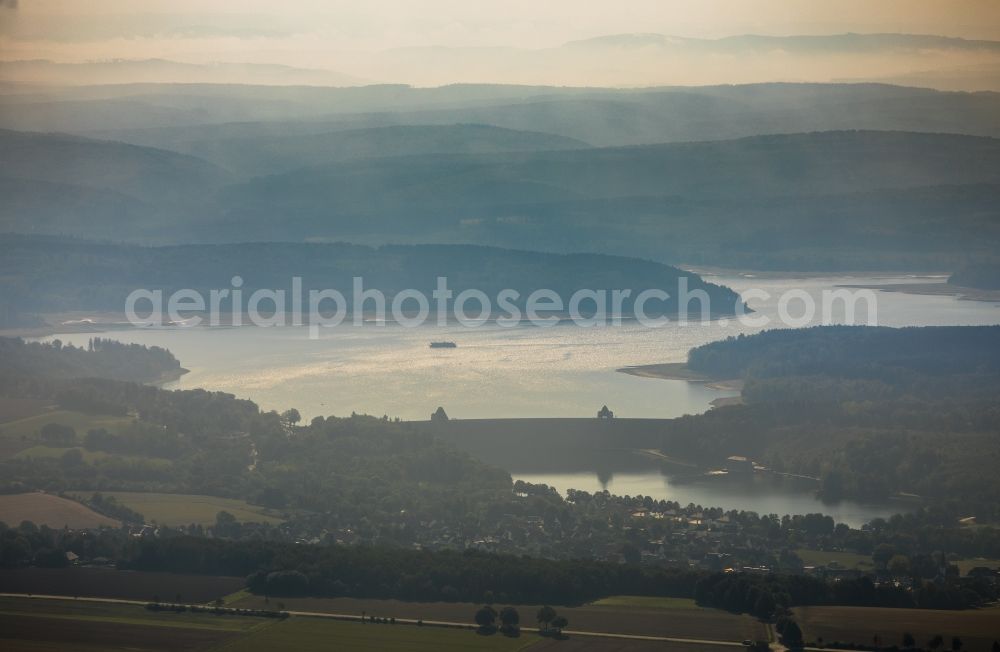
[0,337,184,384]
[0,128,232,202]
[949,263,1000,290]
[686,325,1000,381]
[0,236,742,318]
[656,326,1000,516]
[159,123,591,178]
[1,126,999,271]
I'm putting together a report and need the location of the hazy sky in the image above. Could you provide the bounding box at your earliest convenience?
[2,0,999,64]
[2,1,999,88]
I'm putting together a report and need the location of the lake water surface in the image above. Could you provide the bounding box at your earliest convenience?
[41,273,1000,524]
[510,471,914,527]
[42,274,1000,421]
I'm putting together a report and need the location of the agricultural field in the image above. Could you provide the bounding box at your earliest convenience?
[213,617,534,652]
[0,596,724,652]
[231,594,767,642]
[954,558,1000,576]
[0,568,245,603]
[75,491,285,527]
[794,605,1000,652]
[0,409,132,459]
[16,446,171,467]
[528,639,728,652]
[588,596,700,610]
[0,492,118,529]
[0,596,259,651]
[0,397,53,424]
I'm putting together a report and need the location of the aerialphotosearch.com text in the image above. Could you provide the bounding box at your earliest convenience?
[125,276,878,339]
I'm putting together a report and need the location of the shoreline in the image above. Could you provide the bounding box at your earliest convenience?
[2,309,748,340]
[151,367,190,386]
[837,282,1000,303]
[0,312,136,339]
[682,264,952,279]
[616,362,743,391]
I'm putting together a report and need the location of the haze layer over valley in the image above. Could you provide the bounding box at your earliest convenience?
[3,3,1000,650]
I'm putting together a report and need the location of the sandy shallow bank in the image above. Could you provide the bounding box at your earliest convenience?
[617,362,743,391]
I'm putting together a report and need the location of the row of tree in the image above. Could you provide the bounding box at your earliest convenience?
[473,604,568,636]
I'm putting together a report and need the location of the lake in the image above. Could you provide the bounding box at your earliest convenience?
[39,273,1000,525]
[510,471,913,528]
[40,273,1000,421]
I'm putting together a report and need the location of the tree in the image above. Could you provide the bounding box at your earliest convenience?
[474,605,497,630]
[873,544,895,569]
[33,547,69,568]
[903,633,916,649]
[782,621,804,648]
[753,592,776,619]
[0,536,30,567]
[264,570,308,596]
[888,554,911,577]
[929,635,944,650]
[536,605,556,629]
[214,511,238,538]
[499,606,520,630]
[60,447,84,469]
[952,637,963,652]
[40,423,75,445]
[551,615,568,634]
[281,409,301,426]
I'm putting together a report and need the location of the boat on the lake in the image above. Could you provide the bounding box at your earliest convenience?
[429,341,457,348]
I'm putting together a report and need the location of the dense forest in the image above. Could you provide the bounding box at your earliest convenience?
[686,325,1000,381]
[0,236,741,325]
[0,337,183,384]
[661,327,1000,516]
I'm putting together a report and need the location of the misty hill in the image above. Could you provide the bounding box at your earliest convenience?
[0,236,742,318]
[4,33,1000,89]
[170,124,589,177]
[331,85,1000,148]
[0,59,370,88]
[3,83,999,148]
[0,82,596,133]
[565,33,1000,54]
[230,130,999,205]
[208,131,1000,268]
[451,182,1000,270]
[0,129,234,238]
[363,32,1000,88]
[2,128,998,270]
[0,129,231,204]
[0,176,149,237]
